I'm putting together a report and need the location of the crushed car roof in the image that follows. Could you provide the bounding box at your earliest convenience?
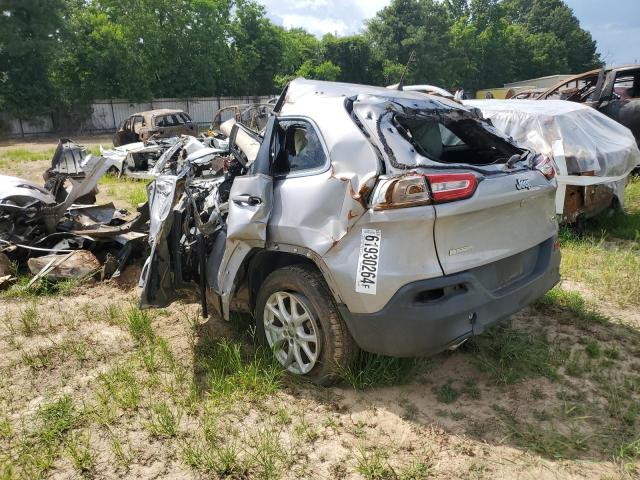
[278,78,470,112]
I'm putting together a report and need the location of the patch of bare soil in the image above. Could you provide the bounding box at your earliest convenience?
[561,278,640,328]
[1,273,638,479]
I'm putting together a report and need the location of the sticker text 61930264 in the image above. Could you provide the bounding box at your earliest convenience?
[355,229,381,295]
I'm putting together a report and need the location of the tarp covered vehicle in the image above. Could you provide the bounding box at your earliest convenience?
[466,99,640,223]
[140,79,560,384]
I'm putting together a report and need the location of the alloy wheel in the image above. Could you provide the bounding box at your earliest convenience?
[263,291,321,375]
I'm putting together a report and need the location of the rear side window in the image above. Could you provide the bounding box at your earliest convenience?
[155,115,182,127]
[394,115,521,166]
[273,119,327,176]
[180,113,192,123]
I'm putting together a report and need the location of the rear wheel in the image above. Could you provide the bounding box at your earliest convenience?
[255,264,358,385]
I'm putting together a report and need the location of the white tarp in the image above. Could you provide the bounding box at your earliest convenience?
[466,99,640,176]
[466,99,640,210]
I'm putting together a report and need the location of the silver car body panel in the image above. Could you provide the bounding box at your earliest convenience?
[218,173,273,319]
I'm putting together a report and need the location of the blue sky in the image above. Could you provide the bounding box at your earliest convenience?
[259,0,639,67]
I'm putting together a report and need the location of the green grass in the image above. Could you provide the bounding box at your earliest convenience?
[559,232,640,307]
[0,148,56,169]
[98,175,148,208]
[464,324,560,385]
[0,395,82,478]
[559,177,640,307]
[0,274,79,300]
[338,352,429,389]
[125,306,155,346]
[196,335,282,403]
[583,175,640,241]
[97,363,142,412]
[535,287,610,325]
[435,382,461,404]
[65,431,96,476]
[17,302,41,336]
[146,402,181,438]
[35,395,78,443]
[355,446,394,480]
[492,404,585,458]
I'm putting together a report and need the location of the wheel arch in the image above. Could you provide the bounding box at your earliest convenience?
[235,245,344,315]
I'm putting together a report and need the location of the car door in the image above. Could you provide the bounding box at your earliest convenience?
[212,116,277,319]
[132,115,144,138]
[113,117,137,147]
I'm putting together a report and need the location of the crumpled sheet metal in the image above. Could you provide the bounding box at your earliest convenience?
[277,96,379,254]
[0,174,56,205]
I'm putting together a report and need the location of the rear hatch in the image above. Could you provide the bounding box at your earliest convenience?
[351,93,558,277]
[431,169,556,275]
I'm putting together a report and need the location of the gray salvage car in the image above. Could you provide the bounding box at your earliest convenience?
[140,79,561,384]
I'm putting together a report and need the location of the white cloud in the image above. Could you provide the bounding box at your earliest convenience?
[279,13,350,36]
[258,0,391,37]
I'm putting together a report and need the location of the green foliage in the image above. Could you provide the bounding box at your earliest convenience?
[0,0,67,117]
[1,0,603,124]
[296,60,342,82]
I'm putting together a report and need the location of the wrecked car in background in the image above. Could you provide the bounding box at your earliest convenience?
[101,135,228,179]
[113,109,197,147]
[0,150,148,285]
[208,103,274,135]
[140,79,560,384]
[466,99,640,224]
[536,65,640,146]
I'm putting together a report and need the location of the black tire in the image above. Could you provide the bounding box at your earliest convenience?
[255,264,358,385]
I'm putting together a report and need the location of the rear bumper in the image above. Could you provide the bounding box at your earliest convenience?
[339,237,560,357]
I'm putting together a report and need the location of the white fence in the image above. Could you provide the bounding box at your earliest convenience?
[3,95,275,137]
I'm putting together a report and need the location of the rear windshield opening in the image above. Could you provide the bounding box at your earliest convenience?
[394,115,522,166]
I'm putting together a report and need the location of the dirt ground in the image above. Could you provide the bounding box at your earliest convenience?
[1,139,639,479]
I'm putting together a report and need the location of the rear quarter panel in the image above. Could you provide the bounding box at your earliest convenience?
[321,206,442,314]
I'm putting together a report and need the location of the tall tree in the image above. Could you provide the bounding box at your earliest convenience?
[321,34,382,85]
[502,0,602,73]
[0,0,67,117]
[230,0,285,94]
[366,0,455,86]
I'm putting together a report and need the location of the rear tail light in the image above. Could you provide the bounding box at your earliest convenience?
[426,173,477,203]
[371,172,477,210]
[534,154,556,180]
[371,174,431,210]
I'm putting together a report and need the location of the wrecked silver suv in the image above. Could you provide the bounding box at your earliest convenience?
[140,79,560,384]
